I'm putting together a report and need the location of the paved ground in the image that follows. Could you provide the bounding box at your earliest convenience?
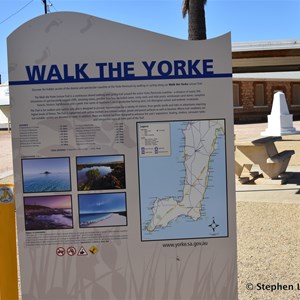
[1,123,300,300]
[0,131,13,177]
[235,122,300,300]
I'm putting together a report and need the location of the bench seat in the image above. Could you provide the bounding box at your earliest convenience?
[267,150,295,163]
[235,136,282,147]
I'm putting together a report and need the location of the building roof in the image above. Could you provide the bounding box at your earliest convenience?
[232,39,300,52]
[232,39,300,74]
[233,71,300,81]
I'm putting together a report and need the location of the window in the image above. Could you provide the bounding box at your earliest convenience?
[272,87,286,97]
[292,84,300,105]
[233,83,240,107]
[254,83,265,106]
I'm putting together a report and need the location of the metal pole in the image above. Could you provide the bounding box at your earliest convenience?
[42,0,47,14]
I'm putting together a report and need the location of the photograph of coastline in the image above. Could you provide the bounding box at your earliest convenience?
[24,195,73,230]
[78,192,127,228]
[76,155,126,191]
[22,157,71,193]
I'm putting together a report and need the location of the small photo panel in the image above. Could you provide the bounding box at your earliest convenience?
[22,157,71,193]
[24,195,73,231]
[78,192,127,228]
[76,155,126,191]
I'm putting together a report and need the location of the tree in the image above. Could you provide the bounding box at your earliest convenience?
[182,0,207,40]
[86,169,100,182]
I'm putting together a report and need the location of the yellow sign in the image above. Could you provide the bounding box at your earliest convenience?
[0,184,14,204]
[89,246,98,255]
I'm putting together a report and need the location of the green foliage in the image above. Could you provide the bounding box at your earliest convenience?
[86,168,100,181]
[79,163,126,191]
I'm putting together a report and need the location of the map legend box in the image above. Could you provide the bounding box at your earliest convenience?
[137,122,171,157]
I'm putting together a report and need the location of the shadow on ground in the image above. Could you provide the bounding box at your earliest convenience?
[283,172,300,185]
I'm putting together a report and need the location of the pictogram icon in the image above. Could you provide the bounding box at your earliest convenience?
[56,247,65,256]
[89,246,98,254]
[77,246,88,256]
[67,246,76,256]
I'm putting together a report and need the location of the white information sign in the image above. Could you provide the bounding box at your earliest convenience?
[8,12,237,299]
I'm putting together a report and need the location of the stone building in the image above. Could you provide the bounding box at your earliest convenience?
[232,40,300,123]
[0,82,10,130]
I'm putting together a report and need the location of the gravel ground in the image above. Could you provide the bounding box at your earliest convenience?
[237,201,300,300]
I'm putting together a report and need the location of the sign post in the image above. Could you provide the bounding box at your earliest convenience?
[8,12,237,299]
[0,184,18,300]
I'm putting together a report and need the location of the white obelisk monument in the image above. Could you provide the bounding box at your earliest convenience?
[261,91,297,136]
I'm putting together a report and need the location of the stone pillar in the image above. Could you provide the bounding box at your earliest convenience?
[261,91,297,136]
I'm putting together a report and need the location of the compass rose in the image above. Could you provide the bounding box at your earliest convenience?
[209,217,219,232]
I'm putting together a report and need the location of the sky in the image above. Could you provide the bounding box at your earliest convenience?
[0,0,300,83]
[22,157,70,175]
[79,192,126,213]
[24,195,72,208]
[77,155,124,165]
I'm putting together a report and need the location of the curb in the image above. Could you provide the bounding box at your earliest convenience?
[0,170,13,180]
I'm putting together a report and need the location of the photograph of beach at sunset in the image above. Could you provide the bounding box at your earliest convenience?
[24,195,73,230]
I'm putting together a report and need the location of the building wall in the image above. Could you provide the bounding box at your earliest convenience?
[233,80,300,123]
[0,106,10,130]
